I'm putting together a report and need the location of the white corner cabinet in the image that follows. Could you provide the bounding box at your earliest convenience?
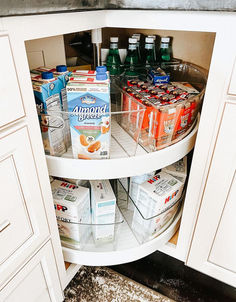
[0,10,236,300]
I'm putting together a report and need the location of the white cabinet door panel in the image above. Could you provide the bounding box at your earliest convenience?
[228,58,236,95]
[188,102,236,287]
[209,172,236,273]
[0,125,50,287]
[0,35,25,128]
[0,241,63,302]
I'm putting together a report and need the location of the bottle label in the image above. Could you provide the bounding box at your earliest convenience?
[145,44,153,50]
[161,43,169,49]
[110,43,118,49]
[128,45,137,50]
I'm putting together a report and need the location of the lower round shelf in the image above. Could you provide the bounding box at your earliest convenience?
[62,206,182,266]
[46,115,199,180]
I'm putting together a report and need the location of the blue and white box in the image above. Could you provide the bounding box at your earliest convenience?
[90,180,116,243]
[66,68,110,159]
[31,71,66,156]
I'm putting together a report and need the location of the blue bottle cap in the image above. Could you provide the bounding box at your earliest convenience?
[96,66,107,73]
[56,65,67,72]
[42,71,53,79]
[96,73,107,81]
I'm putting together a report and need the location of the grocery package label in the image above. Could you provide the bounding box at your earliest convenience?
[156,107,181,147]
[137,172,184,216]
[173,102,191,139]
[52,180,91,248]
[67,82,111,159]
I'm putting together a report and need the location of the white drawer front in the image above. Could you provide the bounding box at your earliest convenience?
[0,126,50,286]
[0,241,63,302]
[0,35,25,128]
[0,156,33,265]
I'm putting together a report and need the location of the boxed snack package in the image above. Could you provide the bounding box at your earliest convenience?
[31,72,66,156]
[131,171,183,240]
[162,156,187,183]
[148,67,170,84]
[52,180,91,249]
[67,67,111,159]
[90,180,116,244]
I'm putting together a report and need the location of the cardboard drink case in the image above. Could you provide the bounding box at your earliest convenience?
[52,180,90,249]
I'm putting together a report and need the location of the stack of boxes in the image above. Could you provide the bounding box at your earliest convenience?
[131,157,187,241]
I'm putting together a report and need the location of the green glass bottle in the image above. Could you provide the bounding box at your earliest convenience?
[142,37,156,70]
[132,34,142,62]
[106,37,122,76]
[159,37,172,62]
[148,35,157,62]
[124,38,140,76]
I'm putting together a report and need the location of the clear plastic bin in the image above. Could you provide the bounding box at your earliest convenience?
[37,95,146,159]
[117,62,207,152]
[56,205,124,251]
[116,179,183,244]
[54,178,183,252]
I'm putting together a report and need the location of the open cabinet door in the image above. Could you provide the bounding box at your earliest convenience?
[187,101,236,287]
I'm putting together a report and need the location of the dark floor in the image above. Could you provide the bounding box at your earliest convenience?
[64,266,175,302]
[110,251,236,302]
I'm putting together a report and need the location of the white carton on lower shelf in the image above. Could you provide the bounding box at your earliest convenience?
[52,180,90,249]
[90,180,116,244]
[132,171,184,240]
[162,156,187,183]
[129,171,156,204]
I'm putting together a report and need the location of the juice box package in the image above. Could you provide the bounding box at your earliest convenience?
[31,72,66,156]
[131,171,183,239]
[32,66,72,149]
[162,156,187,183]
[52,180,91,249]
[90,180,116,244]
[67,69,111,159]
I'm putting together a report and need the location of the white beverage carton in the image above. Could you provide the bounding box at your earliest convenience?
[31,72,66,156]
[52,180,91,249]
[131,171,183,240]
[129,171,156,204]
[90,180,116,244]
[67,67,111,159]
[162,156,187,183]
[31,66,72,149]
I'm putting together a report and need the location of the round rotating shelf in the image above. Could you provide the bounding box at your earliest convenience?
[62,205,182,266]
[46,115,199,180]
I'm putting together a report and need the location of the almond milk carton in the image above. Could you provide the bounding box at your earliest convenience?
[90,180,116,244]
[162,156,187,183]
[131,171,183,240]
[67,67,111,159]
[52,180,91,249]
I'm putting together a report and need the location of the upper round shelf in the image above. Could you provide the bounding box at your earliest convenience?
[46,116,199,180]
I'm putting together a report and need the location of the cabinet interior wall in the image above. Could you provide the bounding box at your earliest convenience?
[25,28,215,72]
